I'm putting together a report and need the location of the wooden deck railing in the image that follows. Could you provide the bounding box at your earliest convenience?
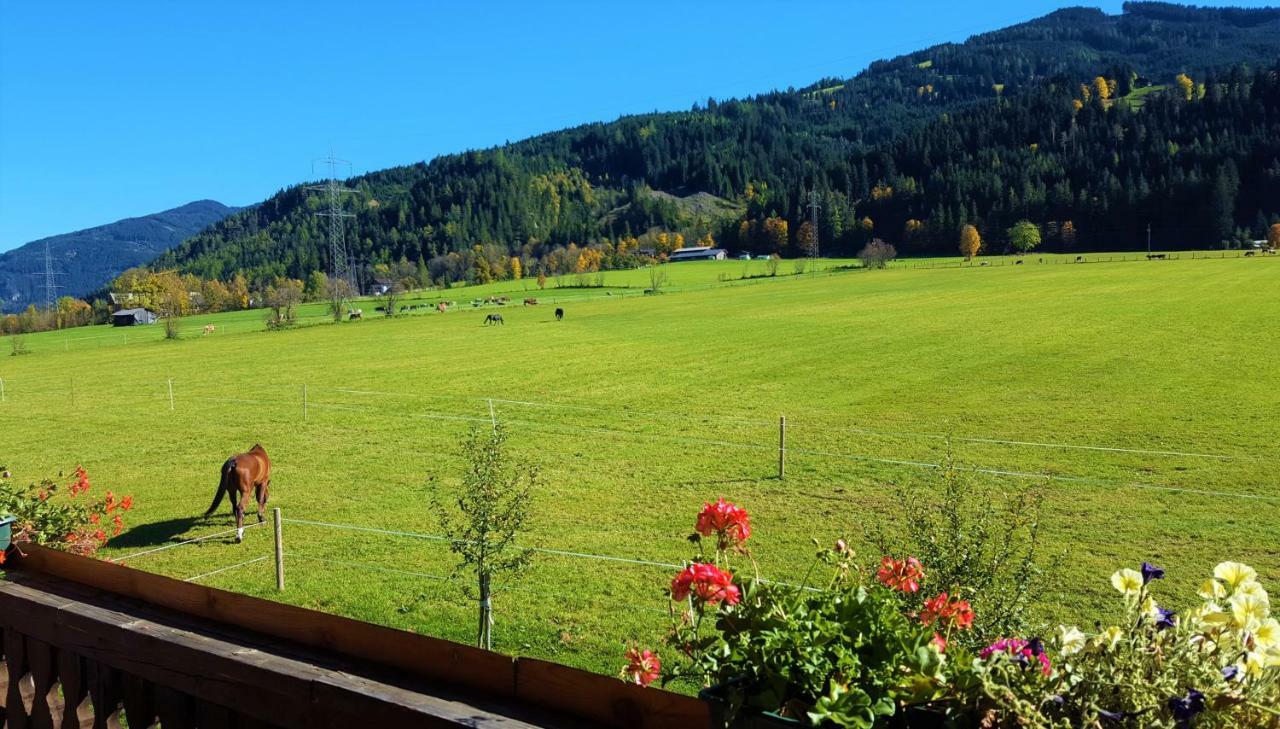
[0,544,709,728]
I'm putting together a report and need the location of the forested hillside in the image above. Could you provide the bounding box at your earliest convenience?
[157,2,1280,287]
[0,200,238,313]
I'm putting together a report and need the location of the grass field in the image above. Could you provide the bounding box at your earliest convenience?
[3,253,1279,679]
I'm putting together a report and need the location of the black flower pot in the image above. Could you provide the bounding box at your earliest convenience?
[699,679,801,728]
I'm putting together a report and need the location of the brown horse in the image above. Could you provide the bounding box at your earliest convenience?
[204,444,271,542]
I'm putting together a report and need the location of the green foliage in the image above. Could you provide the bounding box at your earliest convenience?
[1008,221,1042,253]
[434,423,537,648]
[0,467,132,557]
[697,578,958,728]
[9,335,29,356]
[870,457,1050,651]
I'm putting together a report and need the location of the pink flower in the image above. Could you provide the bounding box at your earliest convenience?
[980,638,1051,676]
[671,563,741,606]
[876,556,925,593]
[695,498,751,546]
[622,647,661,686]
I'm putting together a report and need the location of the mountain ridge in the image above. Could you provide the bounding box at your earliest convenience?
[0,200,239,312]
[150,2,1280,285]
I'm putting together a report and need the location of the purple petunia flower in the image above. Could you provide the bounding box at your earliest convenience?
[1155,606,1176,630]
[1222,665,1240,681]
[1141,562,1165,584]
[1168,689,1205,727]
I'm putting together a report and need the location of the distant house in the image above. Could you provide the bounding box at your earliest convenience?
[669,246,728,262]
[737,253,752,261]
[369,278,394,295]
[112,308,157,326]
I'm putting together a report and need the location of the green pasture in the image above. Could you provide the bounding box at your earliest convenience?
[3,252,1279,679]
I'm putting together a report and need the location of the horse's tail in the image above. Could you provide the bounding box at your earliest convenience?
[205,458,235,516]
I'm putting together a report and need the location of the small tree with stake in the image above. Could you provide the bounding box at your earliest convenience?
[436,423,536,650]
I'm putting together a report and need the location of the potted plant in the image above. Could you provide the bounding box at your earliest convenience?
[621,498,980,728]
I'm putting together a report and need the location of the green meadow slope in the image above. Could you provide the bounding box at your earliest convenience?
[3,255,1279,677]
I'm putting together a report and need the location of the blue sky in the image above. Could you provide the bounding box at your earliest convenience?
[0,0,1269,251]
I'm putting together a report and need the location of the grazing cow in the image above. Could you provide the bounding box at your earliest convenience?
[1075,256,1084,263]
[524,298,538,306]
[980,262,990,267]
[349,309,363,320]
[1147,254,1167,260]
[202,325,216,336]
[555,308,564,321]
[1015,260,1024,265]
[484,313,504,326]
[437,302,448,313]
[1245,250,1256,257]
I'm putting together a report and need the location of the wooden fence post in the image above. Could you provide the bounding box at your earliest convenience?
[273,508,284,591]
[778,415,786,480]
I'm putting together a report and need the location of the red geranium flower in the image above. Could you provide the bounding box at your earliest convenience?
[695,498,751,547]
[671,563,740,606]
[921,592,975,631]
[622,647,661,686]
[120,495,133,511]
[877,556,925,593]
[931,632,947,652]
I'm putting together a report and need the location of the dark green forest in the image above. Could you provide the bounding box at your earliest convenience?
[156,3,1280,287]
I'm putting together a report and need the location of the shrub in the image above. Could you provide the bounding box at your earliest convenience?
[868,455,1051,650]
[9,335,29,356]
[163,315,181,340]
[765,254,781,277]
[858,239,897,269]
[0,466,134,558]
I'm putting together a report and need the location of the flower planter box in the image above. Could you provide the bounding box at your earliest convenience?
[700,682,950,729]
[0,515,14,551]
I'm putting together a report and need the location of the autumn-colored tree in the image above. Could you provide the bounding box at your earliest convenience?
[959,224,982,260]
[903,219,926,242]
[1092,76,1112,101]
[796,221,818,257]
[510,257,523,280]
[859,217,874,232]
[871,183,894,201]
[1008,220,1041,253]
[1176,73,1194,101]
[536,272,547,289]
[761,217,789,253]
[697,232,715,249]
[230,274,251,310]
[1269,223,1280,250]
[1079,83,1092,103]
[1060,221,1078,248]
